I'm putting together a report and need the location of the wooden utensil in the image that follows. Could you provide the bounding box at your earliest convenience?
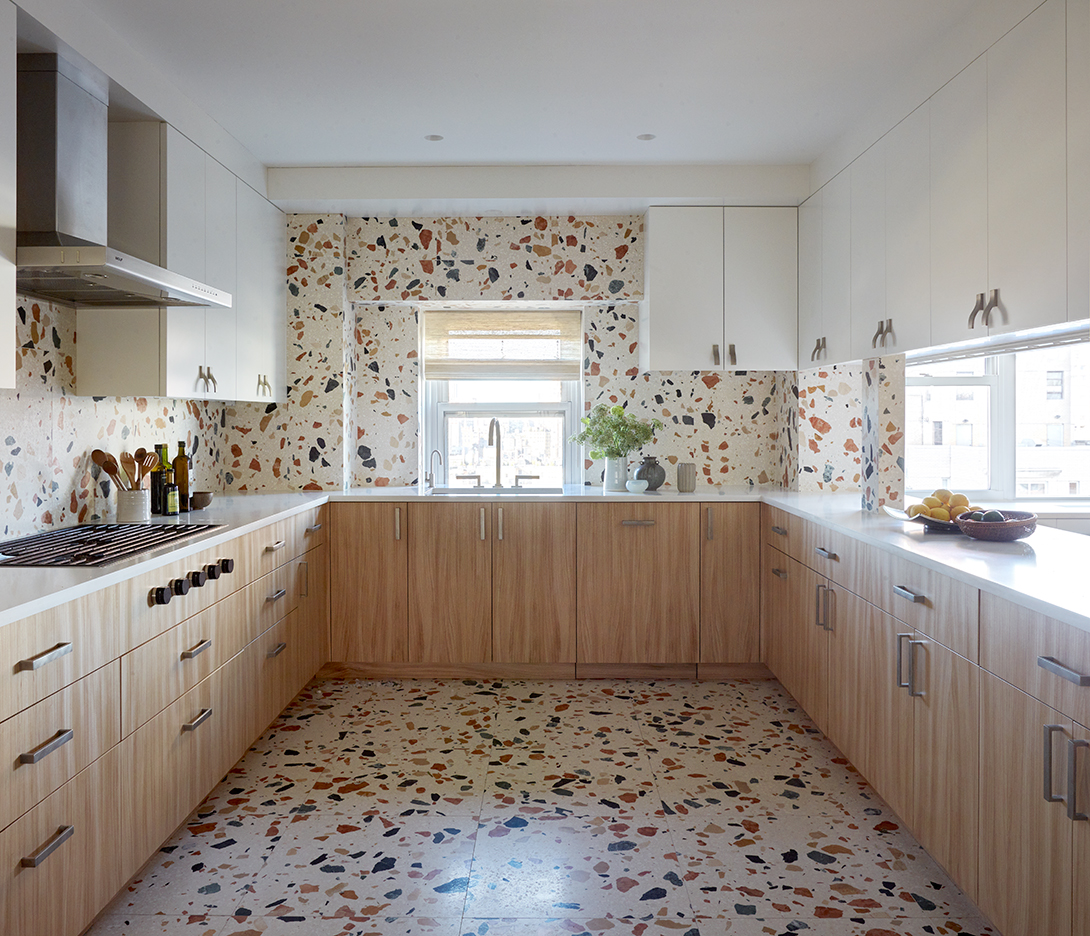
[139,451,159,488]
[103,453,128,490]
[120,452,138,491]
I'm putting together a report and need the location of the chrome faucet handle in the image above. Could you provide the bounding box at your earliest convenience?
[513,474,540,488]
[456,474,482,487]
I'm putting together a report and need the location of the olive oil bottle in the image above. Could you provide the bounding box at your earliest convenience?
[172,441,191,512]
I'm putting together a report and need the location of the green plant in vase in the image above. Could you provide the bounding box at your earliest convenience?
[570,403,663,491]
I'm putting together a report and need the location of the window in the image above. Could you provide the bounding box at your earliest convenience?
[907,339,1090,500]
[422,309,582,488]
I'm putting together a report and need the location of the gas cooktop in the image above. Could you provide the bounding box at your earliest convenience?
[0,523,225,567]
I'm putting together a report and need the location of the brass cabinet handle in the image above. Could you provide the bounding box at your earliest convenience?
[21,825,74,868]
[1044,724,1067,803]
[267,642,287,659]
[19,728,74,765]
[967,292,985,329]
[266,588,287,603]
[182,707,213,732]
[1038,656,1090,687]
[17,642,73,672]
[1069,739,1089,821]
[180,638,212,660]
[893,585,926,604]
[265,540,286,553]
[896,633,912,689]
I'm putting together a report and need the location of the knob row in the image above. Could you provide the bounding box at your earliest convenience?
[151,558,234,606]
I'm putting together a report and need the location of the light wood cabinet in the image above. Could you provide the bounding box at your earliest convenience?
[577,502,699,665]
[978,671,1073,936]
[408,503,492,663]
[639,206,797,372]
[700,503,760,663]
[0,746,122,936]
[492,502,577,664]
[1073,719,1090,935]
[330,502,408,662]
[300,540,330,679]
[759,542,792,671]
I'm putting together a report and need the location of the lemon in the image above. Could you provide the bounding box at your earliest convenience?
[922,496,943,509]
[932,488,953,505]
[930,507,951,522]
[907,503,930,518]
[950,506,970,520]
[949,493,970,508]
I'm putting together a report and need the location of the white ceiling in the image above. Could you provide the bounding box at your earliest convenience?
[75,0,978,169]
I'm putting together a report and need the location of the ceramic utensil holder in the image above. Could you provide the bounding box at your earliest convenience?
[676,463,697,493]
[117,489,151,523]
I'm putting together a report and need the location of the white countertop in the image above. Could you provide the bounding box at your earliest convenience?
[1,487,1087,636]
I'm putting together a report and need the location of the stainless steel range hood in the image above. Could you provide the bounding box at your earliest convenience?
[15,54,230,308]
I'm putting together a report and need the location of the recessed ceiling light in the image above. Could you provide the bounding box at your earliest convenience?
[424,134,444,142]
[636,133,656,141]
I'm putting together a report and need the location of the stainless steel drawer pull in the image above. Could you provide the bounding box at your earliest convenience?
[19,728,74,765]
[395,507,401,541]
[908,639,926,697]
[772,567,788,579]
[706,507,713,540]
[267,642,288,659]
[21,825,74,868]
[1044,724,1067,803]
[17,642,73,672]
[893,585,926,604]
[770,525,788,537]
[896,633,912,689]
[181,639,212,660]
[498,507,504,541]
[480,507,486,541]
[1069,739,1089,821]
[265,540,286,553]
[305,523,322,533]
[266,588,287,603]
[1038,656,1090,687]
[815,583,826,629]
[727,344,737,367]
[182,707,213,732]
[622,520,656,526]
[712,343,720,366]
[814,546,838,561]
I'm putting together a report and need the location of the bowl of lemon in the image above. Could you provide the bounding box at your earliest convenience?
[891,489,981,532]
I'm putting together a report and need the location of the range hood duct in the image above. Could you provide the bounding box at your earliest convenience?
[15,54,230,308]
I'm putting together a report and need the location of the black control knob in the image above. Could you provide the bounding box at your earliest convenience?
[189,568,208,588]
[219,557,235,574]
[151,586,172,606]
[205,563,221,580]
[172,577,191,597]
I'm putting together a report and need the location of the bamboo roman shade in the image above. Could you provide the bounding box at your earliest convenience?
[423,310,583,380]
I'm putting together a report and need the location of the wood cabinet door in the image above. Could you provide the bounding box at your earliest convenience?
[978,670,1072,936]
[826,590,914,825]
[911,634,980,901]
[1073,720,1090,936]
[300,541,330,678]
[700,503,760,663]
[330,503,407,662]
[408,503,492,663]
[492,503,576,664]
[576,503,699,664]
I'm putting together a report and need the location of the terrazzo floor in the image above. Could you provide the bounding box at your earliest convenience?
[86,677,996,936]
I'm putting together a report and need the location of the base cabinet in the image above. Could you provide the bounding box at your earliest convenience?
[700,503,760,663]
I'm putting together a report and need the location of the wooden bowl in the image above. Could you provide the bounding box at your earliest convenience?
[955,510,1037,542]
[189,491,214,510]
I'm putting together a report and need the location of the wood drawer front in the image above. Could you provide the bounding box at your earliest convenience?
[0,590,122,723]
[122,564,295,736]
[0,746,122,936]
[296,504,328,552]
[235,517,296,584]
[120,666,224,879]
[762,504,800,557]
[0,662,120,833]
[980,590,1090,725]
[799,520,862,593]
[877,553,979,662]
[249,613,299,740]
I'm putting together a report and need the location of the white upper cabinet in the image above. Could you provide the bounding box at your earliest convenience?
[821,169,852,365]
[0,1,15,390]
[883,102,931,355]
[235,179,286,403]
[1069,0,1090,323]
[722,207,797,371]
[639,206,724,372]
[200,157,236,401]
[930,55,989,347]
[640,205,796,372]
[987,0,1068,336]
[797,189,823,366]
[849,137,886,360]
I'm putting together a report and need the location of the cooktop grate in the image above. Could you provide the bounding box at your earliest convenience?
[0,523,225,567]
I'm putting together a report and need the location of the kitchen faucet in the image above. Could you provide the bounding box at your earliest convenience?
[488,418,502,488]
[425,449,443,487]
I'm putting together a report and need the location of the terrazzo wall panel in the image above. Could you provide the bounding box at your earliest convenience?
[861,354,906,510]
[0,296,224,537]
[225,214,349,493]
[797,362,864,493]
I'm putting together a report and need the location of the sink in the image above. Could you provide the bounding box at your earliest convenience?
[424,486,565,496]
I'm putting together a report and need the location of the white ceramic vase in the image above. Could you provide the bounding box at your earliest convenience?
[603,457,628,492]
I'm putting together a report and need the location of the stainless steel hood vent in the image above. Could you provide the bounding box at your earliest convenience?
[15,54,230,309]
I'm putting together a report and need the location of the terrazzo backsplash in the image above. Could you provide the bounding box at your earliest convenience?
[1,295,225,537]
[0,212,905,535]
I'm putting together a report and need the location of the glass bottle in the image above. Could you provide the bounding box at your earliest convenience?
[172,441,191,512]
[163,469,180,516]
[150,443,168,514]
